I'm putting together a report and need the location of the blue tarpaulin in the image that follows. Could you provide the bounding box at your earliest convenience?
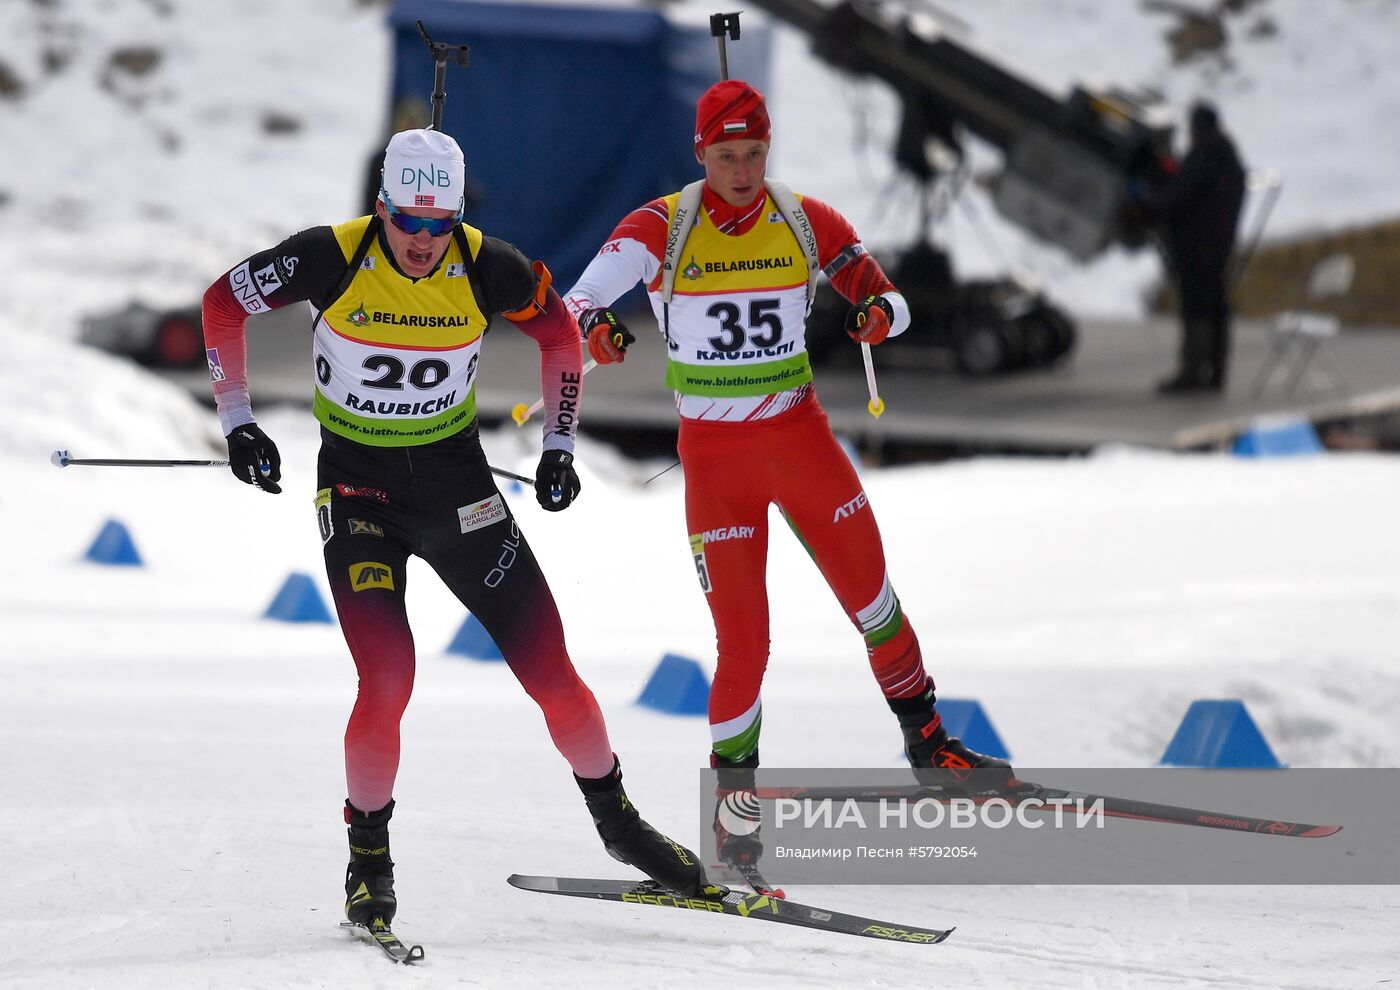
[385,0,771,291]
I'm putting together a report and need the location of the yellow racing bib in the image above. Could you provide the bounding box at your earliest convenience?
[312,217,489,446]
[657,193,814,398]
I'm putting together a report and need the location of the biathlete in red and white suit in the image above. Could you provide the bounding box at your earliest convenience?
[200,129,705,926]
[563,82,1015,868]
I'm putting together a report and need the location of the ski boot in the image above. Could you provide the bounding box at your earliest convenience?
[711,751,784,895]
[344,799,397,925]
[711,752,764,873]
[890,680,1020,795]
[576,756,707,896]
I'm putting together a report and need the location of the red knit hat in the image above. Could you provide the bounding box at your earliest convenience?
[694,80,771,155]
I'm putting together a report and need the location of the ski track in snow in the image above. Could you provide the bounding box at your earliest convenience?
[4,0,1400,985]
[6,393,1400,986]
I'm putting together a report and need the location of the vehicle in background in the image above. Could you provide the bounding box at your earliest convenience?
[752,0,1180,375]
[80,300,206,369]
[806,241,1075,376]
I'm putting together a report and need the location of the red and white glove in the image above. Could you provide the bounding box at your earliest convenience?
[580,308,635,364]
[845,294,895,345]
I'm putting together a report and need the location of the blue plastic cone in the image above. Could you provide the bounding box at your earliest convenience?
[1232,417,1323,457]
[636,653,710,716]
[83,518,143,566]
[446,613,504,661]
[263,572,334,624]
[1160,700,1283,768]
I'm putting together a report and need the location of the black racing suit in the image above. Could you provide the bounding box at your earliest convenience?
[202,219,615,813]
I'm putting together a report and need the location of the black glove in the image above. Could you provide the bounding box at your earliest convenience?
[581,308,635,364]
[534,449,580,511]
[225,423,282,494]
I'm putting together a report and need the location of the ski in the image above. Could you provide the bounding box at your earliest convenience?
[1031,783,1341,837]
[340,917,425,964]
[755,781,1343,838]
[506,874,952,944]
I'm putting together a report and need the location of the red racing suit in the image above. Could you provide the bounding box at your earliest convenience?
[564,183,926,763]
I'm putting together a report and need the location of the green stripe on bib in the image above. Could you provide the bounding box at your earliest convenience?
[664,353,813,397]
[314,388,478,446]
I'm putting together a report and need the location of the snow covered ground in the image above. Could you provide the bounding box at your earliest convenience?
[4,335,1400,987]
[4,1,1400,985]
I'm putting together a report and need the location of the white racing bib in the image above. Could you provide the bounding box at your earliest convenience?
[312,217,489,446]
[654,193,813,398]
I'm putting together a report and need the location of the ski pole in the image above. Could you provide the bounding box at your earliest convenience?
[861,343,886,418]
[51,449,531,484]
[512,359,597,427]
[52,450,229,469]
[489,465,530,484]
[644,459,681,485]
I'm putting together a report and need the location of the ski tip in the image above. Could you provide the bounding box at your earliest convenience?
[1300,824,1343,838]
[507,873,559,892]
[51,449,69,468]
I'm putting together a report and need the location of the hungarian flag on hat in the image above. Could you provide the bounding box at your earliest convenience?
[695,80,771,151]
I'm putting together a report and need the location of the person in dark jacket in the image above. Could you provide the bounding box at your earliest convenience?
[203,128,708,933]
[1143,101,1247,393]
